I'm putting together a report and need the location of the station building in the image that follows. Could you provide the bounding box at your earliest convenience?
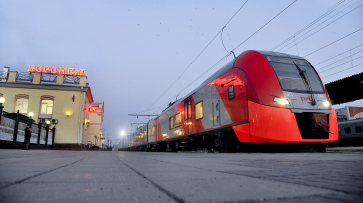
[0,66,104,150]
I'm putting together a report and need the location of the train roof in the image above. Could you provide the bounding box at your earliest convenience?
[256,50,305,59]
[148,50,306,123]
[338,119,363,125]
[160,59,236,115]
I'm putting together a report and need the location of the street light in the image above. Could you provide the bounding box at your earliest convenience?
[28,112,34,125]
[46,120,51,125]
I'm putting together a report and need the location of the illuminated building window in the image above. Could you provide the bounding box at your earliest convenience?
[169,116,174,129]
[41,100,53,114]
[40,96,54,115]
[195,101,203,120]
[228,85,235,100]
[14,95,29,114]
[175,113,182,127]
[15,99,29,114]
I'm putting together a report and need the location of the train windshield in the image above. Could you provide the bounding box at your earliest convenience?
[264,55,324,93]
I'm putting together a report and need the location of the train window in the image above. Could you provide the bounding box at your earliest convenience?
[344,127,351,134]
[265,55,324,93]
[155,118,159,133]
[188,100,192,119]
[148,124,153,137]
[195,101,203,120]
[184,102,188,120]
[169,116,174,129]
[175,113,182,127]
[184,99,192,120]
[228,85,235,100]
[152,126,156,136]
[356,126,362,133]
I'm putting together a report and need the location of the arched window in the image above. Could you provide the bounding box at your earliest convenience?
[15,94,29,114]
[40,95,54,115]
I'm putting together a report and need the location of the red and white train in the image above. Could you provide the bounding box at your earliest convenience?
[126,50,338,152]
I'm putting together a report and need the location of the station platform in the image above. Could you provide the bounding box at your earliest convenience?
[0,150,362,203]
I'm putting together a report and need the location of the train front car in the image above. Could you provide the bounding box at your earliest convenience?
[233,50,339,143]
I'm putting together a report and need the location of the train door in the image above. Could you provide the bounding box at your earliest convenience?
[212,99,221,128]
[184,98,192,134]
[211,85,221,128]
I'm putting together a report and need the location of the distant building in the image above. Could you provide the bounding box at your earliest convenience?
[87,102,105,148]
[335,106,363,121]
[0,66,104,150]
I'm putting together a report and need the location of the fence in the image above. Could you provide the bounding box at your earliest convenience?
[0,110,56,146]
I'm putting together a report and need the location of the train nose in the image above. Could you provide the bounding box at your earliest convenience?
[295,113,330,139]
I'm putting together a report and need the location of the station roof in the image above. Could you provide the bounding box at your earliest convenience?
[325,72,363,105]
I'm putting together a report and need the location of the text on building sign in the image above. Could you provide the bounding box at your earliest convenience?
[28,65,85,76]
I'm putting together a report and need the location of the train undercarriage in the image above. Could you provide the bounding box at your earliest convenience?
[118,126,327,153]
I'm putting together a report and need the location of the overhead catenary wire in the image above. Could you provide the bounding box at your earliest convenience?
[304,27,363,57]
[277,0,359,52]
[221,29,230,53]
[317,49,363,70]
[322,62,363,78]
[132,104,169,114]
[280,0,363,52]
[315,43,363,65]
[232,0,298,52]
[151,0,298,115]
[152,53,231,114]
[319,55,363,73]
[271,0,346,51]
[226,28,235,51]
[144,0,249,113]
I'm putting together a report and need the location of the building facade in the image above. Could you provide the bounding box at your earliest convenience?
[86,102,105,148]
[0,66,104,150]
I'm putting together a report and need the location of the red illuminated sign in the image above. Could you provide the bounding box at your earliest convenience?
[28,65,85,76]
[89,108,97,112]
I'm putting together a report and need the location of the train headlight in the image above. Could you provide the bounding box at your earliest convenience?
[273,97,290,105]
[323,100,330,107]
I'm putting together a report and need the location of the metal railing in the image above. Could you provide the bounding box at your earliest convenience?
[16,72,34,82]
[0,71,9,82]
[63,75,80,84]
[0,110,56,146]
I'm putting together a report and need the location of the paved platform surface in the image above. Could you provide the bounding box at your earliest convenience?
[0,150,362,203]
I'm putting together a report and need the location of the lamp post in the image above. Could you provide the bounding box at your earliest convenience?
[28,112,34,126]
[121,131,134,148]
[120,131,125,147]
[45,120,50,145]
[0,97,5,125]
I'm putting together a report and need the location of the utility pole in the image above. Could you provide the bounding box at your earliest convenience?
[128,114,158,151]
